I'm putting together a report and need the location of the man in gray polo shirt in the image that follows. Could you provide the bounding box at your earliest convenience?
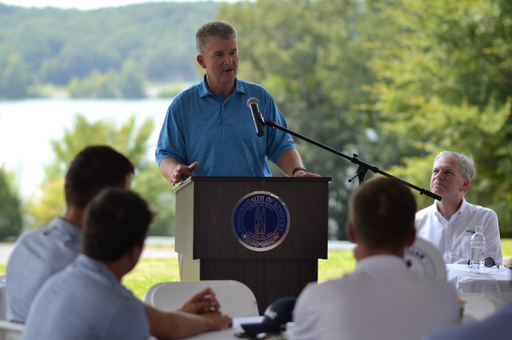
[6,145,135,324]
[22,189,231,339]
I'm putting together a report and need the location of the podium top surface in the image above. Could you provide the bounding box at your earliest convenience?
[173,176,332,192]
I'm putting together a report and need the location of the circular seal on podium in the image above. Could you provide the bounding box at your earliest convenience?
[231,191,290,252]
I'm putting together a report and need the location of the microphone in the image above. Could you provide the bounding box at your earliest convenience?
[247,97,265,137]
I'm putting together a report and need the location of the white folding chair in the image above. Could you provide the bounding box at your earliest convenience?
[404,236,447,281]
[144,280,259,317]
[458,292,503,324]
[0,275,6,321]
[0,320,24,340]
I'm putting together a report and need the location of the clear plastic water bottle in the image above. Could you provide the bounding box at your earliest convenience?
[470,226,486,273]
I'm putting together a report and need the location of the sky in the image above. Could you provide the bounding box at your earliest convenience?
[0,0,239,10]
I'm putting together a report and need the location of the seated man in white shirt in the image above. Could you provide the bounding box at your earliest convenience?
[415,151,502,264]
[22,189,232,340]
[291,177,460,340]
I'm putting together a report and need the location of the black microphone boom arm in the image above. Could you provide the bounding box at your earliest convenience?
[263,119,441,201]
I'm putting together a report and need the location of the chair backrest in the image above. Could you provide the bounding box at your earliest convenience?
[144,280,259,317]
[458,292,503,324]
[0,320,24,340]
[404,236,447,281]
[0,275,6,321]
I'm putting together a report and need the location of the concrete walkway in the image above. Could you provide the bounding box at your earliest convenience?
[0,238,178,264]
[0,237,356,264]
[0,243,15,264]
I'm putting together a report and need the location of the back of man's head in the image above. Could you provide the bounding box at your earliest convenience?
[64,145,134,209]
[83,188,152,262]
[349,177,417,253]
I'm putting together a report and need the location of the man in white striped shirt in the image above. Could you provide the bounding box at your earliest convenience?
[6,145,135,324]
[22,189,232,339]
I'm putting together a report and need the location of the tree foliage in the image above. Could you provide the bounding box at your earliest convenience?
[0,167,23,240]
[219,0,512,238]
[68,70,120,98]
[68,60,146,98]
[27,115,175,236]
[218,0,378,238]
[4,0,512,239]
[0,1,219,98]
[370,0,512,236]
[0,53,30,99]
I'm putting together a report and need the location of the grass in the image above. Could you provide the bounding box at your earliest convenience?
[124,238,512,300]
[122,258,180,300]
[318,250,356,281]
[120,250,358,301]
[500,238,512,257]
[2,239,512,301]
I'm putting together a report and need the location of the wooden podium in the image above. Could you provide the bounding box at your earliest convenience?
[174,176,330,314]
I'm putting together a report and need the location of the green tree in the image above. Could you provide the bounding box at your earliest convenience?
[0,2,220,93]
[68,69,120,98]
[119,60,146,99]
[219,0,378,239]
[369,0,512,235]
[67,63,147,99]
[0,54,30,99]
[27,114,175,236]
[0,167,23,240]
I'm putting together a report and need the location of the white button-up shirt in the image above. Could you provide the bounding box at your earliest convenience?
[416,199,502,265]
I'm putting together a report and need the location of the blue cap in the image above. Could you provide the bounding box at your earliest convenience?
[240,297,296,335]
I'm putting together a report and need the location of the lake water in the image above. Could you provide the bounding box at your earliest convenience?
[0,98,173,199]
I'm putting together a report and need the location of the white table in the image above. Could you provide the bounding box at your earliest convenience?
[184,316,289,340]
[446,264,512,302]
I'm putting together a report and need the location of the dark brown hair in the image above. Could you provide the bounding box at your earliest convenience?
[349,177,417,252]
[64,145,134,209]
[83,188,152,262]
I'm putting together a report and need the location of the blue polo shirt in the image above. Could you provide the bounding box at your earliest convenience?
[22,254,149,340]
[155,76,296,177]
[6,216,82,324]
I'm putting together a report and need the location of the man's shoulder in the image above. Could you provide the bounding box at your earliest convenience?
[402,269,459,302]
[414,204,436,228]
[463,200,497,216]
[43,258,133,303]
[8,219,81,277]
[173,82,203,100]
[236,78,271,96]
[25,263,147,340]
[416,203,435,217]
[236,78,263,88]
[10,222,56,255]
[301,273,354,298]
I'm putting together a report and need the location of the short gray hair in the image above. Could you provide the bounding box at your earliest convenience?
[195,21,237,56]
[434,151,475,180]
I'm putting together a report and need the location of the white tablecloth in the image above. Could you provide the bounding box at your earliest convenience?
[446,264,512,302]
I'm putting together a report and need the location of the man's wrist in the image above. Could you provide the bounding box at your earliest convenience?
[292,167,307,176]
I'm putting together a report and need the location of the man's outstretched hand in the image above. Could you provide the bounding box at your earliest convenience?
[170,161,199,186]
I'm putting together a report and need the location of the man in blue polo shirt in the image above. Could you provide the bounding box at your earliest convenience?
[155,21,320,186]
[22,189,232,340]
